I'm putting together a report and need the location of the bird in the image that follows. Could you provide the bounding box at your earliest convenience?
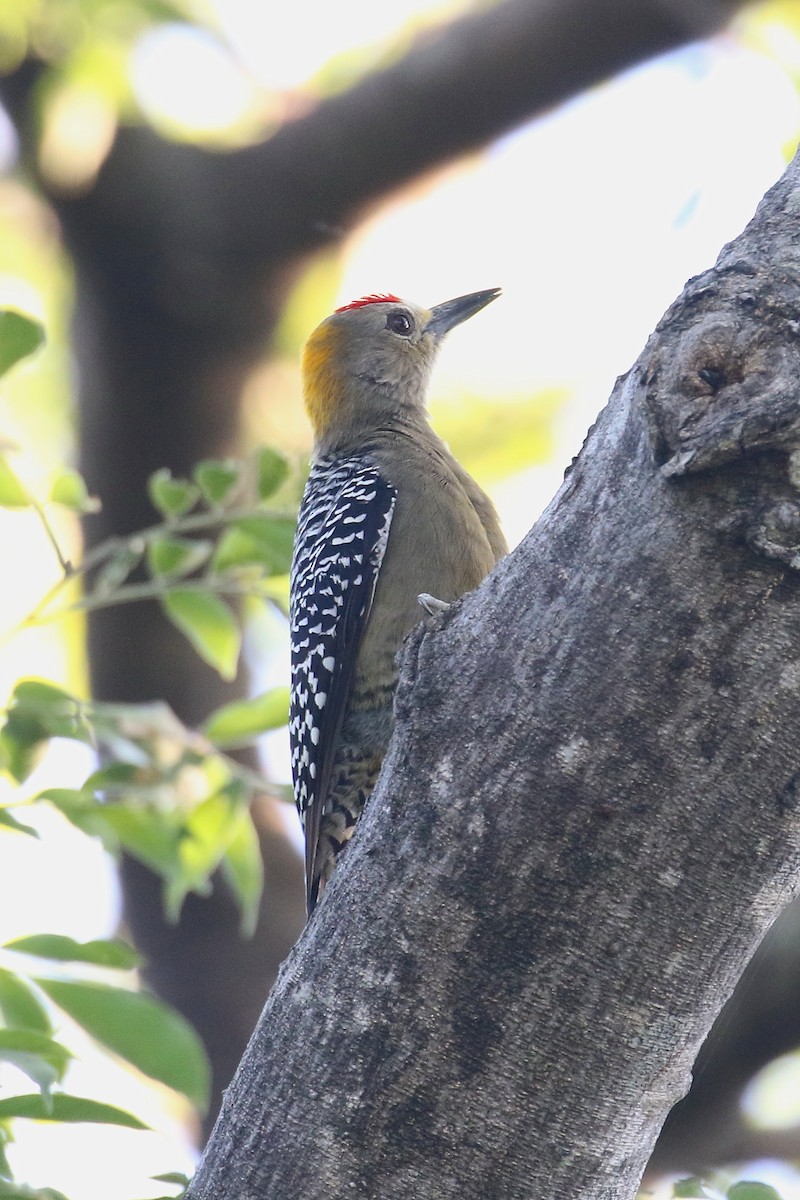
[289,289,508,915]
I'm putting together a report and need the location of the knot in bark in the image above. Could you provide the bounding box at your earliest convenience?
[644,301,800,478]
[639,273,800,570]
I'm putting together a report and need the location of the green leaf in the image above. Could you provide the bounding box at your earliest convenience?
[256,447,289,500]
[148,469,199,519]
[82,763,145,796]
[164,789,239,920]
[95,808,182,876]
[193,459,241,507]
[12,681,73,708]
[33,979,210,1111]
[147,535,211,579]
[93,543,143,595]
[49,469,97,514]
[0,456,30,508]
[0,311,45,378]
[0,1131,12,1183]
[1,687,89,779]
[0,730,40,784]
[213,515,295,576]
[143,1174,190,1200]
[0,682,88,783]
[202,688,289,748]
[38,789,90,825]
[673,1180,709,1199]
[0,810,37,837]
[237,515,295,574]
[0,1030,71,1096]
[88,698,187,745]
[162,589,240,680]
[211,527,265,574]
[0,1179,69,1200]
[727,1184,784,1200]
[221,808,264,938]
[0,969,51,1034]
[0,1093,147,1129]
[3,935,139,971]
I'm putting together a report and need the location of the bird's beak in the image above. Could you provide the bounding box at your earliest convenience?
[425,288,501,339]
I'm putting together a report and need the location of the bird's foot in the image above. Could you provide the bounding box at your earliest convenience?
[418,593,450,616]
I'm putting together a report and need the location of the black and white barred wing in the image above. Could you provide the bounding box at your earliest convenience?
[289,455,396,893]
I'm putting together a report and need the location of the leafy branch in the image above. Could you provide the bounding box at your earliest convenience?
[0,444,298,679]
[0,308,300,1199]
[0,311,300,924]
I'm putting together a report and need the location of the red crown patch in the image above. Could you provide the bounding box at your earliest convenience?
[335,293,403,313]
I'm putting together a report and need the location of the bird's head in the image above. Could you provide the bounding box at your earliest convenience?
[301,288,500,451]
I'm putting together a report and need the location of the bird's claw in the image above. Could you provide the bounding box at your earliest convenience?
[418,592,450,616]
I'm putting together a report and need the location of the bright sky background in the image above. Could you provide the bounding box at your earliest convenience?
[3,2,800,1197]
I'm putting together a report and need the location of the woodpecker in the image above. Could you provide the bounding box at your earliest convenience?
[290,289,507,915]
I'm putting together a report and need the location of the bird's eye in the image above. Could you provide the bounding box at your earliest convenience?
[386,311,414,337]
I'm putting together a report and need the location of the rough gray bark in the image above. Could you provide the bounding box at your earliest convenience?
[187,149,800,1198]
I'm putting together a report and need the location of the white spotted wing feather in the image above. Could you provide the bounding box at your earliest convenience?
[289,454,396,900]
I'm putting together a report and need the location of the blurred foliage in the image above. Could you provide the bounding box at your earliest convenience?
[434,387,565,485]
[0,316,295,932]
[0,312,44,377]
[0,185,73,466]
[1,0,799,178]
[0,0,469,157]
[740,0,800,72]
[737,1,800,158]
[669,1177,784,1200]
[271,252,344,360]
[1,436,296,659]
[1,0,262,166]
[0,0,186,78]
[2,679,285,928]
[0,312,296,1198]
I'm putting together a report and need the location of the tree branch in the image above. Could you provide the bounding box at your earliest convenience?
[225,0,750,254]
[58,0,756,280]
[188,149,800,1198]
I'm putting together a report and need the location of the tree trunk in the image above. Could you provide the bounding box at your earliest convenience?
[187,147,800,1199]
